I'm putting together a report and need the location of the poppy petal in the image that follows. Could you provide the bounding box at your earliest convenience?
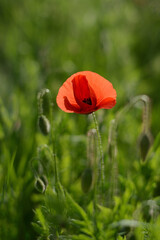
[56,71,116,114]
[64,96,81,113]
[56,92,80,113]
[77,71,116,106]
[88,85,97,107]
[97,97,116,109]
[72,75,97,112]
[72,75,91,106]
[56,79,80,112]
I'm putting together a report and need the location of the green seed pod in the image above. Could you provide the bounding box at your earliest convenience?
[81,168,93,193]
[34,177,45,193]
[139,131,152,162]
[38,115,50,135]
[37,88,51,117]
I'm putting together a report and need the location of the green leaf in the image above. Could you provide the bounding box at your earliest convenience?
[65,191,88,222]
[35,208,49,234]
[117,236,126,240]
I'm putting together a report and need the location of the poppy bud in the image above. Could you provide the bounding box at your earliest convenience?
[30,157,43,177]
[34,177,45,193]
[38,146,52,173]
[81,168,93,193]
[37,88,51,117]
[38,115,50,135]
[138,131,152,162]
[40,175,48,189]
[48,234,54,240]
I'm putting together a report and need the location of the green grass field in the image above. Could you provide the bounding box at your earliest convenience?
[1,0,160,239]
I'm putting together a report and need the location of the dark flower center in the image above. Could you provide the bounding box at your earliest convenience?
[82,98,92,105]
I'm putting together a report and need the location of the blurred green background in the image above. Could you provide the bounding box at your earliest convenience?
[0,0,160,239]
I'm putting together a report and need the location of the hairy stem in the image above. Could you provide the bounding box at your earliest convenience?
[92,112,105,204]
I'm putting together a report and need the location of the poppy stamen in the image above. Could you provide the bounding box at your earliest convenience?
[82,98,92,105]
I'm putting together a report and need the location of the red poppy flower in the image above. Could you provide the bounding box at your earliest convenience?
[56,71,116,114]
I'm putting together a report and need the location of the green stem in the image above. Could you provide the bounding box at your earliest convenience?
[87,129,98,237]
[93,141,98,238]
[116,95,150,127]
[108,119,118,208]
[92,112,105,204]
[50,104,60,195]
[107,95,150,207]
[93,186,98,239]
[50,103,56,155]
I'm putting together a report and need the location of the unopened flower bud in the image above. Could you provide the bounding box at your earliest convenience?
[30,157,43,177]
[81,168,93,193]
[139,131,152,162]
[37,145,52,174]
[37,88,51,117]
[40,175,48,189]
[35,177,45,193]
[38,115,50,135]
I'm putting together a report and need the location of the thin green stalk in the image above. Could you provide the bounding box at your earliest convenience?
[50,103,56,156]
[50,104,61,195]
[87,129,98,237]
[107,95,151,207]
[92,112,105,204]
[92,136,98,238]
[116,95,150,126]
[108,119,118,208]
